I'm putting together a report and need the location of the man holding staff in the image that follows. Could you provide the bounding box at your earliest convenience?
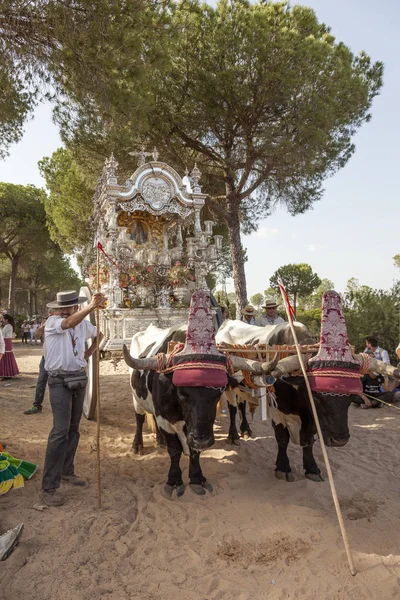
[40,290,105,507]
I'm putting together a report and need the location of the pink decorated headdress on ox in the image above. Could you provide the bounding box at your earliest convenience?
[307,291,362,395]
[172,290,228,388]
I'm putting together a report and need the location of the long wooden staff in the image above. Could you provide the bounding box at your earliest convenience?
[96,244,102,509]
[278,286,356,576]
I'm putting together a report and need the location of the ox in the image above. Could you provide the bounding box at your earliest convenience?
[216,318,399,482]
[123,322,276,497]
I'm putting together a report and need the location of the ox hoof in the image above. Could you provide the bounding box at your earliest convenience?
[190,480,213,495]
[275,470,295,482]
[226,436,240,446]
[133,444,144,456]
[306,473,324,482]
[163,483,185,499]
[242,431,252,440]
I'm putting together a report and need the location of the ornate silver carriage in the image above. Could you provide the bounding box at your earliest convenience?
[81,149,223,417]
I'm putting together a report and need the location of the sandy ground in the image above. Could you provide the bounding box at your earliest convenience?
[1,341,400,600]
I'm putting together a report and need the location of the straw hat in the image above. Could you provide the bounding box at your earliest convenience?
[241,305,256,316]
[262,298,279,309]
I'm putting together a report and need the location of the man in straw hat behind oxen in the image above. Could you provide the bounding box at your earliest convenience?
[241,305,256,325]
[40,290,105,507]
[256,298,286,326]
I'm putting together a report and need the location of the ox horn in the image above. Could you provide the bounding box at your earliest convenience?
[229,355,264,374]
[260,352,279,374]
[354,354,400,378]
[271,355,302,378]
[122,344,158,370]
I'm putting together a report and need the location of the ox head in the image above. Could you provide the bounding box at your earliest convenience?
[122,345,278,451]
[272,354,400,447]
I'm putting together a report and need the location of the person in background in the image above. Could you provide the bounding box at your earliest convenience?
[364,336,390,365]
[353,351,396,408]
[40,290,105,507]
[220,306,228,321]
[0,327,4,361]
[256,299,286,326]
[30,321,38,345]
[0,314,19,378]
[24,310,60,415]
[396,343,400,361]
[21,320,30,344]
[241,305,256,325]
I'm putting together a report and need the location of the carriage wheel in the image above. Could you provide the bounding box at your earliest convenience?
[80,286,99,420]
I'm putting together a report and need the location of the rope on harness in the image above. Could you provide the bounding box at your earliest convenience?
[359,353,371,375]
[156,342,184,373]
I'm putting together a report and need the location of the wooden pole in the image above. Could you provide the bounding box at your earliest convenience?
[278,286,356,576]
[96,245,102,509]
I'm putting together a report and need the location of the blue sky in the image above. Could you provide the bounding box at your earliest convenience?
[0,0,399,297]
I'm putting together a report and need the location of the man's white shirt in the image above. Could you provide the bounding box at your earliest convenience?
[363,346,390,365]
[44,316,97,372]
[0,328,4,355]
[256,315,286,326]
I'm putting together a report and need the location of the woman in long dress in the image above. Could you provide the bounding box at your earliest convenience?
[0,314,19,378]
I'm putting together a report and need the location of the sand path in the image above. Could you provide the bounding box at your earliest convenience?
[1,341,399,599]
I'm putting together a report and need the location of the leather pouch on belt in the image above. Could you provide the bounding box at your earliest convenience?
[63,375,87,391]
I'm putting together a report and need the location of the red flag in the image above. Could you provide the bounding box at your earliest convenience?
[97,241,119,270]
[277,277,295,321]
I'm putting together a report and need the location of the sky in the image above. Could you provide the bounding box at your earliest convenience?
[0,0,399,298]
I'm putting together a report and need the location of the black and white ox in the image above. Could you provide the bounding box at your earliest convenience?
[216,319,399,482]
[123,323,276,498]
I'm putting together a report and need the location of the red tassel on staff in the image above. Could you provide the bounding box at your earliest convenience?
[277,277,295,321]
[97,241,119,270]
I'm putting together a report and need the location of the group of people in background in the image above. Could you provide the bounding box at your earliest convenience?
[20,319,41,345]
[240,298,285,326]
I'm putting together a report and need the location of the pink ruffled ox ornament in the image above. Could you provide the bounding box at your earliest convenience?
[307,291,363,395]
[172,290,228,388]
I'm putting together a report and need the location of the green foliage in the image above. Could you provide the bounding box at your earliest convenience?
[46,0,383,310]
[393,254,400,270]
[38,148,94,254]
[250,293,264,312]
[301,278,335,310]
[0,181,81,313]
[0,182,47,254]
[295,308,322,338]
[270,263,321,314]
[343,286,399,361]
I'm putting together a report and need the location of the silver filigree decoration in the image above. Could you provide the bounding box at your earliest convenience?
[142,179,172,209]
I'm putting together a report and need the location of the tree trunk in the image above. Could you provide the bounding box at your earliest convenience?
[8,255,19,314]
[33,290,38,315]
[29,289,34,316]
[226,203,248,318]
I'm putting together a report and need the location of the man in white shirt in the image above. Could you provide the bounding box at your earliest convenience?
[41,290,105,507]
[364,336,390,365]
[256,299,286,326]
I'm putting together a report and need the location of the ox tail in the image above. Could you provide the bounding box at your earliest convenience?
[146,412,157,434]
[216,396,224,418]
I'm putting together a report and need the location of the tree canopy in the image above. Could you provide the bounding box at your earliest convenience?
[49,0,383,312]
[0,182,48,312]
[38,148,94,254]
[343,284,399,361]
[270,263,321,315]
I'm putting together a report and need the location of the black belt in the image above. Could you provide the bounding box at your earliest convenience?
[48,369,86,378]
